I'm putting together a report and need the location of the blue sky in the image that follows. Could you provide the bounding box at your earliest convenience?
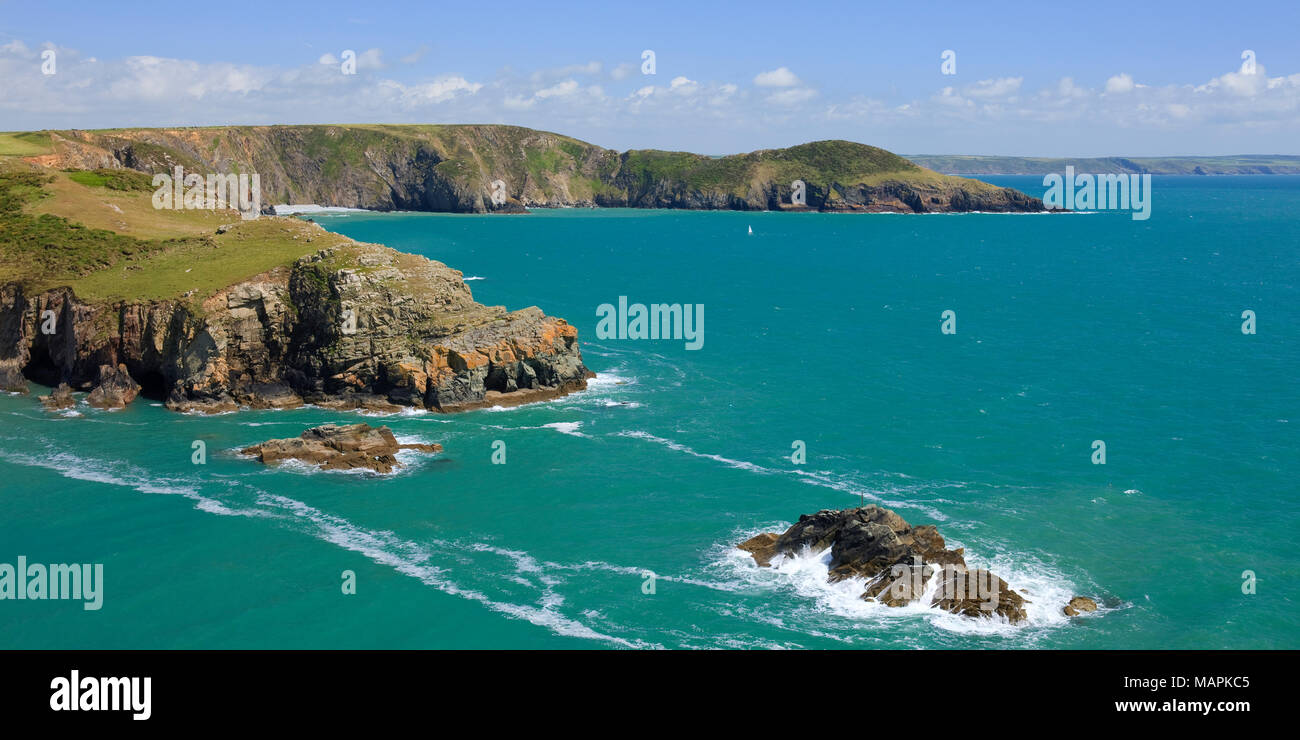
[4,0,1300,155]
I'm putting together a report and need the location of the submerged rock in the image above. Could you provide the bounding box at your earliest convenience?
[739,505,1028,624]
[240,423,441,474]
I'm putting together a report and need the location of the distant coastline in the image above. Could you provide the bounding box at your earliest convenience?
[906,154,1300,176]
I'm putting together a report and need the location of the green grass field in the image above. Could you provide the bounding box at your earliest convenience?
[0,132,54,157]
[0,162,349,305]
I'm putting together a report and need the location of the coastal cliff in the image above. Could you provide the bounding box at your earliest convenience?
[0,167,590,413]
[0,229,590,412]
[26,125,1043,214]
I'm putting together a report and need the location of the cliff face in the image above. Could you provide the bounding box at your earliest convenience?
[36,126,1044,214]
[0,226,591,413]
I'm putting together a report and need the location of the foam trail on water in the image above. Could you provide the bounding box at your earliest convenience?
[617,430,948,520]
[251,491,657,649]
[0,447,274,519]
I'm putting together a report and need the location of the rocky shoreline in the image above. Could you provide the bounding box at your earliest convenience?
[740,505,1098,623]
[1,225,592,415]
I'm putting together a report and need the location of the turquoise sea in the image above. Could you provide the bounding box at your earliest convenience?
[1,175,1296,649]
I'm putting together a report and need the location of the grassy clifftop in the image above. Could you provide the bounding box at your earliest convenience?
[12,124,1040,214]
[0,160,350,305]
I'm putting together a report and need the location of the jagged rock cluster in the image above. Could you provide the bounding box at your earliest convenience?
[1,235,591,414]
[739,506,1033,622]
[241,423,439,474]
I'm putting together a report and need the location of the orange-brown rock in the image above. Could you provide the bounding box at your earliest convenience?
[240,423,441,474]
[1064,596,1098,616]
[737,533,780,568]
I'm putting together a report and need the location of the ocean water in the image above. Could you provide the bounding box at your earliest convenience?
[1,175,1296,649]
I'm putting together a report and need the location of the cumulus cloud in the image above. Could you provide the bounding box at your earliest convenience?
[537,79,580,99]
[1105,73,1135,94]
[669,76,699,94]
[754,66,800,87]
[964,76,1023,98]
[390,76,483,106]
[765,87,816,106]
[1199,63,1270,96]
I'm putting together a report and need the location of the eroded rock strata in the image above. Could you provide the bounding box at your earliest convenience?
[241,423,440,474]
[739,506,1029,623]
[0,230,592,413]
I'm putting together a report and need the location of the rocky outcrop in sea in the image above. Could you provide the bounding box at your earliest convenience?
[241,423,440,474]
[740,506,1041,623]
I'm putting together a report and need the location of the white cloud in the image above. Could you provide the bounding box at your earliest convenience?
[1200,64,1269,97]
[4,41,1300,156]
[1105,73,1135,94]
[670,76,699,94]
[393,76,483,105]
[965,76,1022,98]
[537,79,580,99]
[766,87,816,106]
[754,67,800,87]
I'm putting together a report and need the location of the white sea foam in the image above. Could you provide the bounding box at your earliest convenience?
[585,371,634,388]
[602,400,642,409]
[617,430,948,521]
[0,447,273,519]
[252,492,657,649]
[542,421,587,437]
